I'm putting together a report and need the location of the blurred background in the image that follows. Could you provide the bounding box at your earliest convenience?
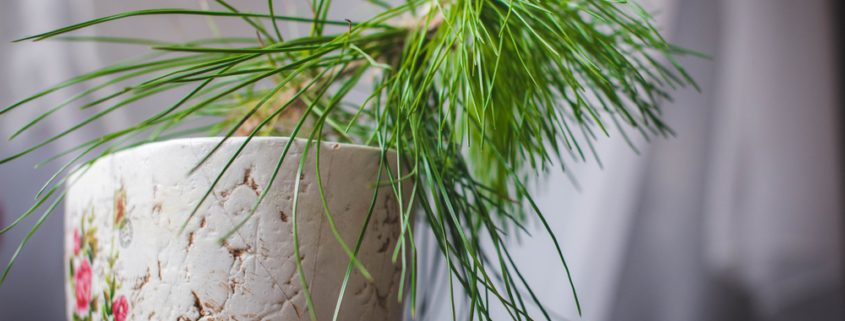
[0,0,842,320]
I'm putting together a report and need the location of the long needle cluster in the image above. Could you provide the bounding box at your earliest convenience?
[0,1,700,320]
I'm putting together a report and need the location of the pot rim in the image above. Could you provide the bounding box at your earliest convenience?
[109,136,395,159]
[148,136,387,151]
[74,137,398,180]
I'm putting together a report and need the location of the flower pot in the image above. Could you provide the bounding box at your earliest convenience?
[65,137,412,321]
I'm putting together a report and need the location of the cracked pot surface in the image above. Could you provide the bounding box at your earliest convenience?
[64,137,411,321]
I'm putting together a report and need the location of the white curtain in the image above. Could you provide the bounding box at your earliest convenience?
[505,0,844,320]
[0,1,100,320]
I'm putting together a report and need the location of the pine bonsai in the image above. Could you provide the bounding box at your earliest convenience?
[0,0,700,319]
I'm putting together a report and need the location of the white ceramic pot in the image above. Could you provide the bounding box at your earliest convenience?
[64,137,412,321]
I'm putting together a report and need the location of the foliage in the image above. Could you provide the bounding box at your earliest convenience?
[0,0,699,320]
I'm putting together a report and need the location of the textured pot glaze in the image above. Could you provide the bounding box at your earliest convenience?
[65,137,412,321]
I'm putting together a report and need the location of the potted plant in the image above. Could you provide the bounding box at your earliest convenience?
[0,0,699,320]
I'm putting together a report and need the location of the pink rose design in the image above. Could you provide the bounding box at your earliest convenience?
[74,259,92,314]
[73,229,81,255]
[113,295,129,321]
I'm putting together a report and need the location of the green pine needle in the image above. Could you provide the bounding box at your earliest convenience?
[0,1,702,320]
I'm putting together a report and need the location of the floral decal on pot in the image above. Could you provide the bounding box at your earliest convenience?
[113,189,127,229]
[114,188,132,248]
[74,258,92,315]
[112,295,129,321]
[69,189,130,321]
